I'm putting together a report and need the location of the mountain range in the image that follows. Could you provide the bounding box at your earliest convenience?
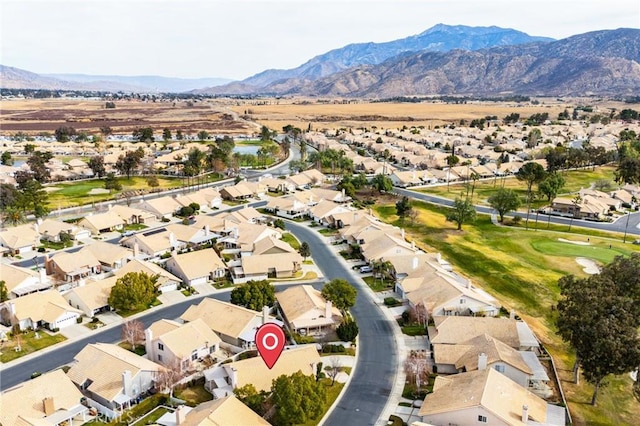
[2,24,639,96]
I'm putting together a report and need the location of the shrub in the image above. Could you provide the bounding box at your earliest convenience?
[384,297,400,307]
[337,319,359,342]
[76,317,83,324]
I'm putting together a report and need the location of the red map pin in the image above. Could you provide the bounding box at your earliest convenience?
[255,323,286,369]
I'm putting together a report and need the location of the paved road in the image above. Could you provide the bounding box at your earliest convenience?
[286,222,397,426]
[394,187,640,237]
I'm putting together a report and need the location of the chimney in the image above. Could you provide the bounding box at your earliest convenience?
[44,254,53,275]
[43,397,55,416]
[478,353,488,371]
[412,257,419,270]
[466,280,471,289]
[401,228,405,240]
[353,212,358,223]
[122,370,133,397]
[108,203,113,210]
[262,306,269,325]
[33,222,39,233]
[39,267,47,284]
[133,242,140,258]
[145,329,153,360]
[229,367,238,388]
[325,300,332,319]
[175,405,188,425]
[169,232,176,246]
[204,224,210,235]
[522,405,529,422]
[37,218,43,226]
[510,310,515,320]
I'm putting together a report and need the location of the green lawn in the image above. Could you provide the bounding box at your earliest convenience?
[372,198,640,425]
[362,276,395,292]
[318,228,339,235]
[0,330,67,363]
[46,176,185,208]
[174,379,213,406]
[401,325,428,336]
[123,223,148,231]
[118,341,147,356]
[281,232,301,250]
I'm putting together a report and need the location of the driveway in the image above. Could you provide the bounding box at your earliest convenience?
[96,311,122,325]
[158,290,187,305]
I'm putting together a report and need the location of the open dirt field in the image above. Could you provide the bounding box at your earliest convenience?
[0,98,259,135]
[229,97,605,131]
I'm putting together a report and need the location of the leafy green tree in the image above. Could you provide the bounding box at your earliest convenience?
[1,151,13,166]
[538,173,566,202]
[271,371,326,425]
[132,127,154,142]
[336,318,359,342]
[176,129,184,140]
[24,143,36,154]
[146,175,159,189]
[0,280,8,302]
[446,197,476,230]
[516,162,546,229]
[260,125,273,142]
[526,128,542,148]
[115,148,145,179]
[234,384,268,416]
[197,130,210,141]
[0,184,20,211]
[183,147,206,176]
[557,254,640,405]
[395,196,413,222]
[108,272,158,312]
[488,188,521,223]
[230,280,275,310]
[88,156,106,178]
[17,178,49,218]
[370,174,393,194]
[616,157,640,184]
[54,126,76,142]
[336,180,356,198]
[162,128,172,141]
[27,151,53,183]
[104,173,123,191]
[299,241,311,261]
[321,279,357,312]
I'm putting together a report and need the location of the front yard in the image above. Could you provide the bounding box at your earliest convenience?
[0,330,66,363]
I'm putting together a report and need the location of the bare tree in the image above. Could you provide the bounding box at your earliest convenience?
[325,356,343,386]
[122,319,144,351]
[404,350,430,398]
[409,303,429,328]
[154,359,184,397]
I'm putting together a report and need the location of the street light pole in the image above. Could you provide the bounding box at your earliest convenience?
[624,211,631,243]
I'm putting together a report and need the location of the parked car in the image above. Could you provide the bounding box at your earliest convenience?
[359,265,373,273]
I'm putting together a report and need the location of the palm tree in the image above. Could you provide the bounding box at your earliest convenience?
[568,195,582,232]
[2,208,25,226]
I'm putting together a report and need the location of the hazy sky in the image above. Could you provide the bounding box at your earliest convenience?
[2,0,638,80]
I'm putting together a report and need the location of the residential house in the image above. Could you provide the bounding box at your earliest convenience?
[219,182,256,201]
[79,241,133,271]
[115,258,182,293]
[109,204,156,224]
[551,196,609,220]
[265,196,310,219]
[165,249,227,286]
[164,223,219,247]
[0,290,82,331]
[309,199,353,225]
[579,188,621,210]
[394,257,498,317]
[217,222,282,253]
[234,252,302,284]
[249,235,297,257]
[309,187,352,203]
[418,369,565,426]
[119,228,185,258]
[145,318,221,373]
[0,223,40,254]
[429,316,540,352]
[180,298,281,350]
[361,231,421,262]
[67,343,163,416]
[204,344,321,397]
[64,276,118,317]
[0,369,89,426]
[78,211,125,235]
[37,218,91,242]
[137,196,182,220]
[164,396,270,426]
[431,334,549,390]
[276,285,343,335]
[0,263,51,299]
[45,250,102,283]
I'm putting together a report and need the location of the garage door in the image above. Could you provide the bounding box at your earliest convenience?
[55,314,79,329]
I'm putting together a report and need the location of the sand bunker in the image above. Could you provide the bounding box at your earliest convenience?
[576,257,600,274]
[558,238,591,246]
[88,188,110,195]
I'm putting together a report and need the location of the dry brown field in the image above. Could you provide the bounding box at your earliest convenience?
[229,97,611,131]
[0,98,258,135]
[2,97,636,137]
